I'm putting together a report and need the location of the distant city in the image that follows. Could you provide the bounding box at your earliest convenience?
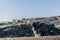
[0,15,60,26]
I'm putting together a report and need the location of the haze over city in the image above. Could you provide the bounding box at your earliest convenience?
[0,0,60,22]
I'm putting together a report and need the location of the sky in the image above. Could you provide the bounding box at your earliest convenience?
[0,0,60,22]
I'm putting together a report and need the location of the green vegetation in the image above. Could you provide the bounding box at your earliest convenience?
[0,23,7,25]
[0,24,34,38]
[32,22,60,36]
[0,21,60,38]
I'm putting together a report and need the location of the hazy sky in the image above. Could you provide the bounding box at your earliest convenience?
[0,0,60,21]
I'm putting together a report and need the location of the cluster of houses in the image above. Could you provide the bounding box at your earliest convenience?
[12,19,33,25]
[11,17,54,25]
[1,16,60,26]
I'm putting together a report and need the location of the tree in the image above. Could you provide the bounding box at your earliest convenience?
[22,18,25,20]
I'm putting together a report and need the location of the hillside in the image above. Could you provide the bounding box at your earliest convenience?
[0,23,60,38]
[0,16,60,38]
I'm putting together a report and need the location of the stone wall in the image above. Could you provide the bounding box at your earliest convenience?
[0,36,60,40]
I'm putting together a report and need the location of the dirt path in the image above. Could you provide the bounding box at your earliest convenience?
[31,24,39,37]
